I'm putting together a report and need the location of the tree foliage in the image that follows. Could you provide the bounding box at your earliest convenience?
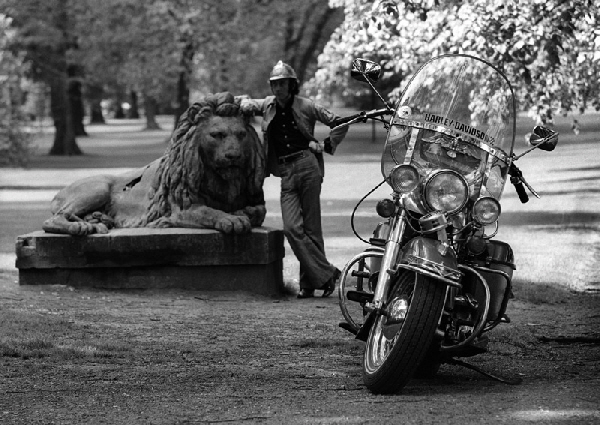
[307,0,599,121]
[1,0,84,155]
[0,15,33,166]
[72,0,342,108]
[1,0,344,155]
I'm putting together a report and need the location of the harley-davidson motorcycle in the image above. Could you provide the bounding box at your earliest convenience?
[332,54,558,394]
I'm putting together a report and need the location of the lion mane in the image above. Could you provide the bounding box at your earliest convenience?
[136,92,265,227]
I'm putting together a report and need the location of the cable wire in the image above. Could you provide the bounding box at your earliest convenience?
[350,179,387,244]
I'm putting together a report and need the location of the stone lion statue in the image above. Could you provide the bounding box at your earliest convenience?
[42,92,266,236]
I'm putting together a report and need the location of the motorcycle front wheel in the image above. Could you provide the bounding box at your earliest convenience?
[363,271,447,394]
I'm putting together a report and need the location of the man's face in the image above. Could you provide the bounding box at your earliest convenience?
[270,79,291,105]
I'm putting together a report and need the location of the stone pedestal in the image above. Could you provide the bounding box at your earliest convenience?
[15,227,285,295]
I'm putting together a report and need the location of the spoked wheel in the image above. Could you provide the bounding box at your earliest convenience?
[363,271,448,394]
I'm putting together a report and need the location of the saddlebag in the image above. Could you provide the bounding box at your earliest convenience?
[465,240,515,321]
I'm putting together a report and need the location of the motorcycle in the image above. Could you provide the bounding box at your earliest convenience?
[333,54,558,394]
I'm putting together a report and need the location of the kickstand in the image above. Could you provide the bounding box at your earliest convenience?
[444,358,523,385]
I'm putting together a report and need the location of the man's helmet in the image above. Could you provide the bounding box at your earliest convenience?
[269,60,298,81]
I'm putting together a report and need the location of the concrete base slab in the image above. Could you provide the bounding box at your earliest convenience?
[16,227,285,295]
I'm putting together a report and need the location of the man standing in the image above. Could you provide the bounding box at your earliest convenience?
[242,61,348,298]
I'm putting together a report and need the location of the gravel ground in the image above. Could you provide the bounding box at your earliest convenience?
[0,269,599,425]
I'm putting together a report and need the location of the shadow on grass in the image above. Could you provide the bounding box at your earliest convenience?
[512,279,575,305]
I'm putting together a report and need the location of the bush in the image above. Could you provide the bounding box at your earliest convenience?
[0,104,34,167]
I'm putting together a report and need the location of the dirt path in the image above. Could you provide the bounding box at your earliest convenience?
[1,269,599,425]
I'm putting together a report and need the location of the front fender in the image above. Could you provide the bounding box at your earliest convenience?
[397,237,462,286]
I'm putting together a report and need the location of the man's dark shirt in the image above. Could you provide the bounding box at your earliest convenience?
[269,98,310,157]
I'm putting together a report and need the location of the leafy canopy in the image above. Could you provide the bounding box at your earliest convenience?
[307,0,599,119]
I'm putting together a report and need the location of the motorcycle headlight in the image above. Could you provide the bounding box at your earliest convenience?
[389,165,419,194]
[473,197,501,225]
[424,170,468,214]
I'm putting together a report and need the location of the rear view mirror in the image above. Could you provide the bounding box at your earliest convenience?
[528,125,558,151]
[351,59,382,83]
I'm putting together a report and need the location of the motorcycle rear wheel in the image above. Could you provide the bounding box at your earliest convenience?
[363,271,447,394]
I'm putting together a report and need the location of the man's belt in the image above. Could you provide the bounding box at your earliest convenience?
[278,150,306,165]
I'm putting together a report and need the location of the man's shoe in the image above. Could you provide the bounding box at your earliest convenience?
[322,268,341,298]
[297,289,315,299]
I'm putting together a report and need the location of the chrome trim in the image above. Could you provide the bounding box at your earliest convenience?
[371,209,407,310]
[482,221,500,239]
[403,127,419,165]
[397,254,463,287]
[482,152,495,197]
[471,265,511,282]
[472,265,513,333]
[441,264,491,352]
[393,117,510,163]
[338,248,384,333]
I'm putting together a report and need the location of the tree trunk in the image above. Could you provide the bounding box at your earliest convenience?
[114,103,125,119]
[114,89,126,119]
[88,84,106,124]
[283,1,344,85]
[48,0,82,156]
[143,94,161,130]
[173,72,189,129]
[173,42,194,128]
[68,65,87,136]
[128,90,140,119]
[49,68,82,156]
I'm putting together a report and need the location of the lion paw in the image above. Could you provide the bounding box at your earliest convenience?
[215,215,251,234]
[236,205,266,227]
[43,214,97,236]
[94,223,109,234]
[84,211,114,228]
[67,221,96,236]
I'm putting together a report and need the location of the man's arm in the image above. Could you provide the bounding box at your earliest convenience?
[312,102,349,155]
[239,97,266,116]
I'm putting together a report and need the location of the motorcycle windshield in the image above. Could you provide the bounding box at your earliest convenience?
[382,55,516,201]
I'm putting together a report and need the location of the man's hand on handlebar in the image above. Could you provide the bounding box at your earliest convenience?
[330,108,392,129]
